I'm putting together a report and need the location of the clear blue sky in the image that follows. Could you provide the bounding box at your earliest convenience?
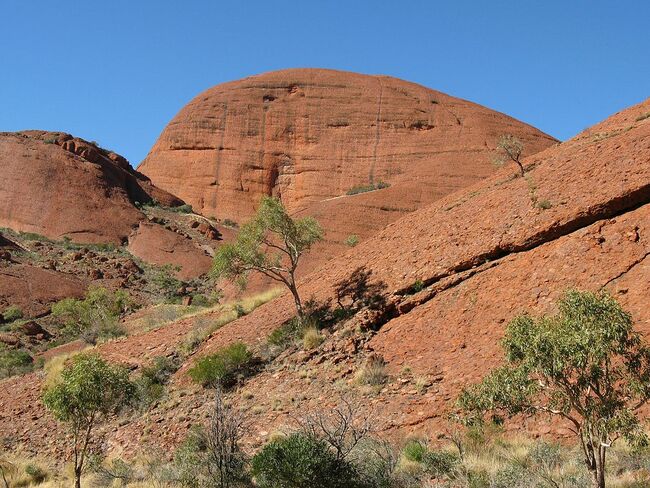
[2,1,648,166]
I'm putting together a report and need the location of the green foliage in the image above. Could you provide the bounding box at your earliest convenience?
[150,264,184,301]
[213,196,322,317]
[51,287,129,342]
[346,181,390,196]
[345,234,360,247]
[43,353,135,423]
[401,440,458,478]
[402,440,428,463]
[2,306,23,323]
[188,342,253,388]
[408,280,425,294]
[0,345,33,379]
[251,433,364,488]
[458,289,650,486]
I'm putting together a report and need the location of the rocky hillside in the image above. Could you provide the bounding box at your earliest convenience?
[140,68,557,255]
[1,99,647,459]
[0,131,184,245]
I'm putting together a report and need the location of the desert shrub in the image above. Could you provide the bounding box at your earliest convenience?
[150,264,184,301]
[51,287,129,343]
[24,463,47,484]
[135,356,180,409]
[491,463,535,488]
[355,355,388,386]
[408,280,425,294]
[302,327,324,350]
[536,199,553,210]
[635,112,650,122]
[2,306,23,323]
[402,440,428,463]
[267,322,297,348]
[251,433,364,488]
[345,234,360,247]
[222,219,239,229]
[188,342,253,388]
[0,345,33,379]
[422,449,458,478]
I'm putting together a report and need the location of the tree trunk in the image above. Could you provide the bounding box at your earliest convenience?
[288,281,304,319]
[75,467,82,488]
[517,161,525,177]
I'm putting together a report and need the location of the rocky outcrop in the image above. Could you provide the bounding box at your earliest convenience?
[127,222,213,279]
[0,264,86,317]
[2,97,648,459]
[0,131,183,244]
[139,68,557,249]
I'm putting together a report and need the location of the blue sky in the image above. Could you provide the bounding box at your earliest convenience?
[1,1,648,166]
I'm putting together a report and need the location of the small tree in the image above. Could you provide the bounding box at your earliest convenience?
[495,134,525,176]
[213,196,323,319]
[458,290,650,488]
[42,354,136,488]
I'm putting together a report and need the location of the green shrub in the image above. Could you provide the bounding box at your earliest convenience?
[402,440,428,463]
[150,265,184,301]
[251,433,363,488]
[2,305,23,323]
[345,235,360,247]
[51,287,129,342]
[422,449,458,478]
[0,345,33,379]
[24,463,47,483]
[188,342,253,388]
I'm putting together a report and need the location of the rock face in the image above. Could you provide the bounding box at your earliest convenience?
[1,99,649,458]
[127,222,213,279]
[0,131,183,244]
[0,264,86,317]
[139,68,557,242]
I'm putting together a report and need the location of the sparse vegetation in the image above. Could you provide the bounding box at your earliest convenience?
[635,112,650,122]
[355,354,388,386]
[134,356,180,409]
[458,290,650,488]
[222,218,239,229]
[213,196,322,319]
[346,181,390,196]
[188,342,253,388]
